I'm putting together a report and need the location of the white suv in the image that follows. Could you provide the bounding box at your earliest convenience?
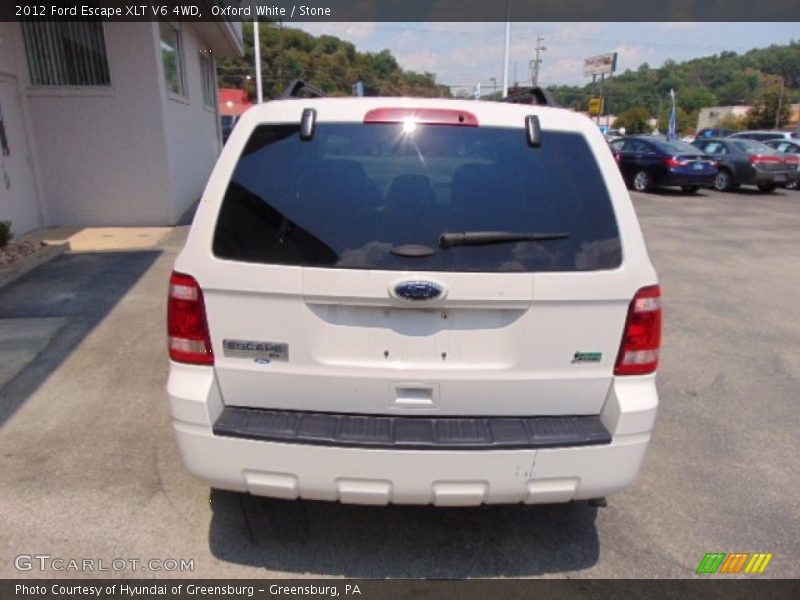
[167,94,661,506]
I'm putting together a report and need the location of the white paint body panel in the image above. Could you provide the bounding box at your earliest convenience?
[169,98,660,504]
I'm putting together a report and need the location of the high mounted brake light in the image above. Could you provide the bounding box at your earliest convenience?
[168,272,214,365]
[615,285,662,376]
[363,108,478,127]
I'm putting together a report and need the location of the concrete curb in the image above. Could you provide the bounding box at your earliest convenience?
[0,243,69,292]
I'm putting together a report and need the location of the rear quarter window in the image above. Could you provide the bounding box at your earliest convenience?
[213,122,622,272]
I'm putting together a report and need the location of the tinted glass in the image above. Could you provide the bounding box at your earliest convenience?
[652,140,703,154]
[696,141,726,154]
[213,123,621,272]
[624,139,651,153]
[732,139,779,154]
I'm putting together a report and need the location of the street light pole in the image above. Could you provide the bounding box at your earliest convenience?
[253,17,263,103]
[501,1,510,98]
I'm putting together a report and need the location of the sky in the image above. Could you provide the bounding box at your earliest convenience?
[292,22,799,91]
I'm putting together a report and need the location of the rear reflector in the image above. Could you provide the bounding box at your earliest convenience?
[364,107,478,127]
[615,285,662,376]
[168,272,213,365]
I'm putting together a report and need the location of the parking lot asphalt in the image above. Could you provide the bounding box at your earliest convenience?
[0,188,798,579]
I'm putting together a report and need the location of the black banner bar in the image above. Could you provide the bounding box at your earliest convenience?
[3,580,800,600]
[3,0,800,22]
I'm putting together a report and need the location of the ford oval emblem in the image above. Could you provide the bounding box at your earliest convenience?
[392,280,445,302]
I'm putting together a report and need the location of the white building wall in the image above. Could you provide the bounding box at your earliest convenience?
[696,106,752,131]
[1,21,234,236]
[25,23,172,228]
[0,23,46,236]
[156,24,222,224]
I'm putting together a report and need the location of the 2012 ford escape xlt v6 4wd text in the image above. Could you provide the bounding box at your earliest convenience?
[167,92,661,506]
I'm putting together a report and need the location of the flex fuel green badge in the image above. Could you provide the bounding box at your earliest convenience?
[572,351,602,363]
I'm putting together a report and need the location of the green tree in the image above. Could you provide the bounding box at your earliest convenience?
[717,113,748,131]
[746,84,791,128]
[614,107,653,134]
[216,22,449,100]
[546,42,800,125]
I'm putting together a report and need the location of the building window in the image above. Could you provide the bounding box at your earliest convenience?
[159,22,185,97]
[199,51,216,108]
[22,22,111,87]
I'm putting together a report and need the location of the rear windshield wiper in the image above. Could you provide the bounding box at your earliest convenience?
[438,231,570,249]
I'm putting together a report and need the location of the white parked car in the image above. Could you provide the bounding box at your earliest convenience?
[167,91,661,506]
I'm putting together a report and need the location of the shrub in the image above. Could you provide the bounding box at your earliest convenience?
[0,220,13,249]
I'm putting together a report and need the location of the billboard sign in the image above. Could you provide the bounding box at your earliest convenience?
[583,53,618,77]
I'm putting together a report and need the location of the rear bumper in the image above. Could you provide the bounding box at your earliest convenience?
[742,168,789,185]
[167,363,658,505]
[662,170,716,187]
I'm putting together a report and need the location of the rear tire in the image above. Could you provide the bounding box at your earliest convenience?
[633,170,652,192]
[787,179,799,191]
[757,183,777,193]
[681,186,699,194]
[713,169,733,192]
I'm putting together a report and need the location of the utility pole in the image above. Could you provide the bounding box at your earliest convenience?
[502,1,510,98]
[775,78,785,129]
[531,36,546,88]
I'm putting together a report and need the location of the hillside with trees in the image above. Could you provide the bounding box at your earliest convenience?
[548,41,800,133]
[217,22,450,99]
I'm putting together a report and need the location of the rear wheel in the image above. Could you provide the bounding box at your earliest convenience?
[787,179,799,191]
[681,186,699,194]
[757,183,777,193]
[633,170,652,192]
[713,169,733,192]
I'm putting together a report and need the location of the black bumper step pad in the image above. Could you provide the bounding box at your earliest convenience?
[213,407,612,450]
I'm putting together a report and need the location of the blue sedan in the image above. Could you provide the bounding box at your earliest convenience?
[610,136,718,193]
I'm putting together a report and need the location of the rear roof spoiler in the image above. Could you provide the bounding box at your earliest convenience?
[503,86,559,107]
[280,79,327,99]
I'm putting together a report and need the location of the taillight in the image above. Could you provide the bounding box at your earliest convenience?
[168,272,213,365]
[615,285,662,376]
[664,157,687,168]
[750,154,781,165]
[784,155,800,166]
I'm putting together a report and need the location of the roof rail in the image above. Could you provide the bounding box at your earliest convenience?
[503,86,559,107]
[280,79,327,99]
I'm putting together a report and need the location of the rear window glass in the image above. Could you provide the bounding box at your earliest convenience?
[732,139,778,154]
[652,140,703,154]
[213,123,622,272]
